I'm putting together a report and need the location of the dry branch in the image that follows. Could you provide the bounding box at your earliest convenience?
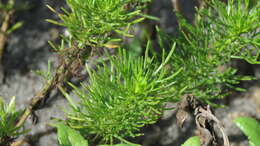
[0,10,14,82]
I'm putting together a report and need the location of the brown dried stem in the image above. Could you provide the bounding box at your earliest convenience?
[0,9,15,81]
[15,45,89,128]
[195,105,230,146]
[0,10,14,59]
[176,95,230,146]
[15,61,69,128]
[171,0,181,13]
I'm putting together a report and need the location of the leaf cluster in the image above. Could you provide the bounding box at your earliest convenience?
[62,45,182,144]
[204,0,260,64]
[0,97,25,143]
[165,0,260,104]
[47,0,151,47]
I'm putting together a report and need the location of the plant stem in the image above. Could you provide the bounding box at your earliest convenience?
[15,61,70,128]
[171,0,181,13]
[0,10,14,82]
[15,46,91,129]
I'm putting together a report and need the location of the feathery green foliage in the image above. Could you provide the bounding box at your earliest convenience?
[49,0,260,145]
[205,0,260,63]
[62,44,182,144]
[166,0,260,104]
[0,97,25,143]
[47,0,151,47]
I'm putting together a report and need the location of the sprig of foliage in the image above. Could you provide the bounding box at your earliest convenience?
[61,44,182,144]
[46,0,151,47]
[0,97,26,144]
[204,0,260,64]
[15,0,151,134]
[165,0,260,104]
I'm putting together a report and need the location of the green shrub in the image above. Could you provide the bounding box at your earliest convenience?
[47,0,151,47]
[62,46,182,143]
[51,0,260,145]
[3,0,259,145]
[168,0,260,104]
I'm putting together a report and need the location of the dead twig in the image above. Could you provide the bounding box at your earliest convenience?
[0,10,14,58]
[15,61,69,128]
[15,46,92,129]
[176,95,230,146]
[0,9,15,82]
[195,105,230,146]
[171,0,181,13]
[16,47,80,127]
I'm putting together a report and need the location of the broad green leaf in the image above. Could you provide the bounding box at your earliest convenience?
[55,123,88,146]
[181,136,201,146]
[234,117,260,146]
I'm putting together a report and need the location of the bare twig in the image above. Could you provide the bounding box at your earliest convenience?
[0,9,15,82]
[171,0,181,13]
[15,61,69,128]
[0,10,14,57]
[15,47,92,129]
